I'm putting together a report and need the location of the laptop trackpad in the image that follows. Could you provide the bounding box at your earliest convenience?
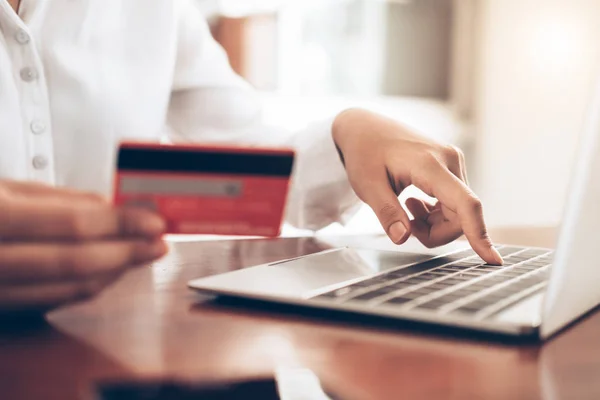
[188,248,444,300]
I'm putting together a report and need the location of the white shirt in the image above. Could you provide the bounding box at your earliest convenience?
[0,0,359,230]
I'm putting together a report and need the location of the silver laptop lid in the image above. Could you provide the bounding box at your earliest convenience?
[541,75,600,338]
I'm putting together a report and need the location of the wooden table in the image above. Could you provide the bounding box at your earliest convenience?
[1,227,599,400]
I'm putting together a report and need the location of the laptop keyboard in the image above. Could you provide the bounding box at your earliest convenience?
[312,246,553,320]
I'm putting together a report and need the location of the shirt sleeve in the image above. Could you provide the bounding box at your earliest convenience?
[166,0,360,230]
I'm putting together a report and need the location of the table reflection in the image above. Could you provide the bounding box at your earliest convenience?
[539,309,600,400]
[30,235,600,400]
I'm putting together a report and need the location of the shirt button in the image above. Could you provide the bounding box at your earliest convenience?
[20,67,38,82]
[32,155,48,170]
[15,29,30,45]
[30,120,46,134]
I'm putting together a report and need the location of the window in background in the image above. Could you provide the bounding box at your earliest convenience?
[200,0,455,99]
[278,0,454,99]
[276,0,386,96]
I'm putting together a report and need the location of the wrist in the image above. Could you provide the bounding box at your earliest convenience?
[332,108,366,150]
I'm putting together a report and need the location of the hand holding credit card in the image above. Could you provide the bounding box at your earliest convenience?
[113,142,295,237]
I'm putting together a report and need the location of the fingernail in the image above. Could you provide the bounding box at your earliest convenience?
[491,246,504,265]
[389,222,408,244]
[141,215,167,236]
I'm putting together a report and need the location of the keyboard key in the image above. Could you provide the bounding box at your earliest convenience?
[435,280,457,287]
[442,265,472,274]
[413,258,454,270]
[433,293,462,303]
[478,289,515,302]
[425,283,450,291]
[349,291,386,301]
[480,292,506,302]
[385,268,412,278]
[349,286,400,301]
[466,299,495,309]
[447,294,473,303]
[405,277,429,285]
[489,277,543,296]
[455,286,482,294]
[412,274,433,281]
[459,260,486,266]
[400,291,424,299]
[488,291,515,299]
[416,300,446,310]
[437,296,463,305]
[454,298,494,311]
[502,257,523,265]
[497,247,524,257]
[427,270,452,276]
[509,255,533,262]
[417,284,442,292]
[474,266,501,272]
[314,291,341,299]
[448,290,472,299]
[464,269,489,276]
[438,266,462,272]
[453,275,478,283]
[469,282,494,290]
[520,248,550,257]
[387,268,429,279]
[484,277,512,286]
[389,281,417,290]
[512,265,539,272]
[484,263,508,268]
[410,289,434,297]
[515,277,545,288]
[528,262,549,269]
[500,259,518,265]
[525,260,549,267]
[471,278,494,285]
[454,272,480,279]
[384,296,413,306]
[420,272,442,279]
[523,274,546,282]
[453,306,482,314]
[440,278,464,285]
[496,271,521,279]
[493,288,519,297]
[496,276,518,286]
[359,276,394,286]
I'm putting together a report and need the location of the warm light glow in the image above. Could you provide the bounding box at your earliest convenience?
[529,17,584,76]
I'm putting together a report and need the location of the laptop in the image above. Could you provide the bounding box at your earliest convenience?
[188,78,600,340]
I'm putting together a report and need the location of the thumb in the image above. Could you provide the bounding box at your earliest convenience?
[365,188,412,245]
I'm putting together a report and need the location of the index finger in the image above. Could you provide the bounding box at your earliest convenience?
[0,196,165,241]
[412,162,503,265]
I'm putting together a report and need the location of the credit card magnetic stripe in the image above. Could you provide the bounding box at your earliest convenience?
[118,175,243,197]
[117,147,294,177]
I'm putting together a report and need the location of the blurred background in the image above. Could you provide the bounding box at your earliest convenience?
[193,0,600,236]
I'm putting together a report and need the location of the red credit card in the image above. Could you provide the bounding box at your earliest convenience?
[113,142,295,237]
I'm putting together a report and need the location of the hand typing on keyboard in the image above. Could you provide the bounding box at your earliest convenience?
[332,109,503,265]
[315,246,552,319]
